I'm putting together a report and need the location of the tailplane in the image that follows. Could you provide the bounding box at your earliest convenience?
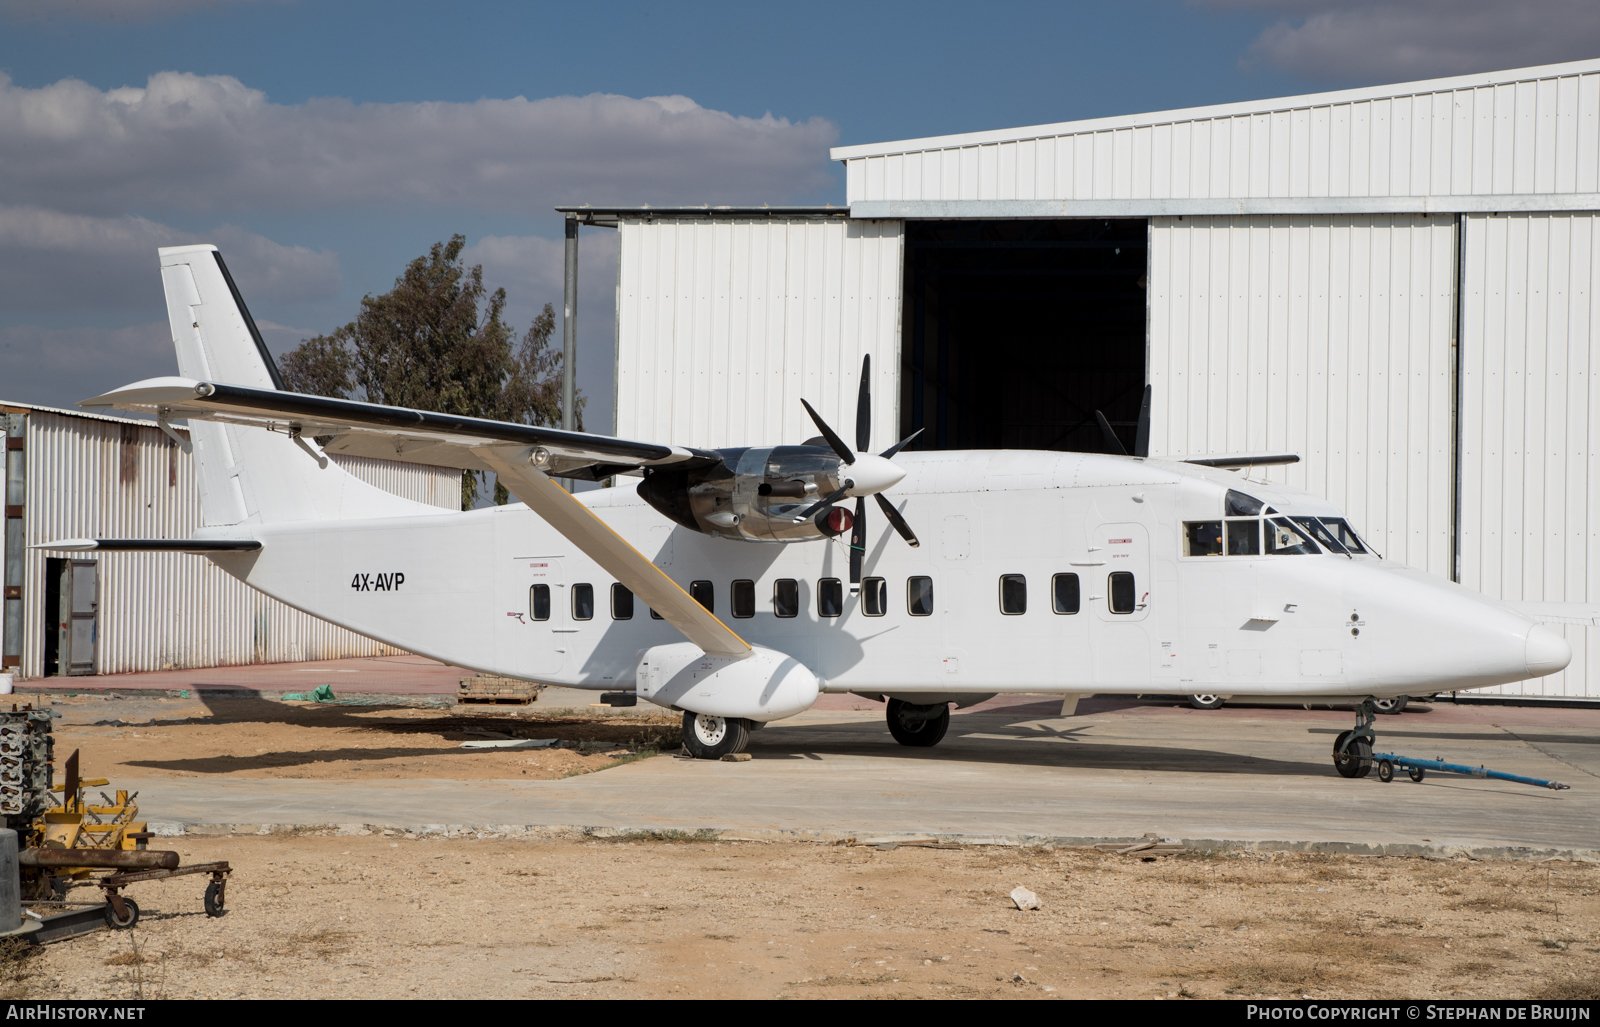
[158,245,437,526]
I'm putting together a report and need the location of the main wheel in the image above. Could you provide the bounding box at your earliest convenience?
[1376,759,1395,783]
[1187,695,1225,710]
[1332,730,1372,779]
[1373,696,1409,715]
[204,880,226,918]
[680,711,750,760]
[104,897,139,930]
[886,699,950,747]
[1408,766,1426,783]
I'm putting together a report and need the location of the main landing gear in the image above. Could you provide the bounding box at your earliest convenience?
[886,698,950,748]
[1331,700,1378,778]
[681,711,753,760]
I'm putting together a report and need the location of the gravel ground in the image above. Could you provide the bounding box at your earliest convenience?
[2,834,1597,1000]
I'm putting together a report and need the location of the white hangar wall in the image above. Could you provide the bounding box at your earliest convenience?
[614,216,903,450]
[838,59,1600,212]
[4,405,459,678]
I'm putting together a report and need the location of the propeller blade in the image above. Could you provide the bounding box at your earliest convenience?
[795,484,851,522]
[1133,383,1152,458]
[1095,410,1128,456]
[875,492,920,548]
[855,354,872,454]
[850,496,866,584]
[879,427,924,460]
[800,398,855,464]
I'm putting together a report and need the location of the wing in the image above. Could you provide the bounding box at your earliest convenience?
[80,377,750,659]
[79,377,720,478]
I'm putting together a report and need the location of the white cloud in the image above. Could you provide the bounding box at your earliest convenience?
[1196,1,1600,81]
[0,321,174,408]
[0,0,263,22]
[0,73,839,216]
[0,205,339,310]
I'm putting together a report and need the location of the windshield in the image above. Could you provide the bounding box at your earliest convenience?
[1317,517,1369,554]
[1266,517,1321,555]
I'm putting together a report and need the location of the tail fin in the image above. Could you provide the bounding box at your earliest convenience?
[158,244,436,526]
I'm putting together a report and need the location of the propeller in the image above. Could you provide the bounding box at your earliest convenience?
[1093,383,1153,458]
[798,355,921,584]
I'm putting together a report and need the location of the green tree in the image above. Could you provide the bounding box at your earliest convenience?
[278,235,580,509]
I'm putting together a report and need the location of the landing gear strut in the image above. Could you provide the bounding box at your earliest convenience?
[886,698,950,747]
[1331,699,1377,778]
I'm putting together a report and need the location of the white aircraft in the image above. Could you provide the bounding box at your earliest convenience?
[42,244,1575,778]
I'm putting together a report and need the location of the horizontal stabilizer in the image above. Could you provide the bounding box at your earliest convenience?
[78,377,716,479]
[32,538,261,554]
[1180,454,1301,469]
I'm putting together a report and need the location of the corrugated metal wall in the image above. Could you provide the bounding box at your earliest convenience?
[615,218,903,449]
[16,407,459,678]
[1148,214,1459,576]
[844,64,1600,205]
[1459,212,1600,697]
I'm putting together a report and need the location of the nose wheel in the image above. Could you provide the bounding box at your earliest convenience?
[1332,700,1378,779]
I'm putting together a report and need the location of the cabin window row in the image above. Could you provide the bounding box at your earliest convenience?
[528,571,1138,621]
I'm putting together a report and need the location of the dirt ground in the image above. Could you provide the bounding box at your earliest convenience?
[0,834,1594,1001]
[46,696,682,782]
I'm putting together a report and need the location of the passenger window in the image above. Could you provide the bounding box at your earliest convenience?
[907,576,934,617]
[529,584,550,621]
[690,580,714,612]
[1226,519,1261,556]
[1052,573,1080,614]
[1226,490,1264,516]
[572,583,594,621]
[1266,517,1321,555]
[1108,571,1137,614]
[611,583,634,620]
[731,579,755,619]
[999,574,1026,615]
[1184,521,1224,556]
[818,578,843,618]
[773,578,799,618]
[862,577,887,617]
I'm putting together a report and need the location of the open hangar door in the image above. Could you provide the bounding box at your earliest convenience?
[899,219,1149,454]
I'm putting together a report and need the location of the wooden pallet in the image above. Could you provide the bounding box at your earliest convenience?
[457,675,543,706]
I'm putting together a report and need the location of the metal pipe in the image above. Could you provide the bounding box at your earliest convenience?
[20,848,178,870]
[563,214,578,434]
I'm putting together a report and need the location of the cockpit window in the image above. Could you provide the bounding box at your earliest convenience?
[1225,490,1264,516]
[1291,516,1348,555]
[1185,521,1224,556]
[1266,517,1321,555]
[1318,518,1369,554]
[1226,519,1261,555]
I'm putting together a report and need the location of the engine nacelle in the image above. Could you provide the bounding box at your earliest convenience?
[635,643,820,722]
[637,446,851,544]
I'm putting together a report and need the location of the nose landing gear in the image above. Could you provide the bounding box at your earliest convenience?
[1331,700,1377,778]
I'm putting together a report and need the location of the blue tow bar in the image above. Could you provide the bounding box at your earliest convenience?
[1370,753,1570,790]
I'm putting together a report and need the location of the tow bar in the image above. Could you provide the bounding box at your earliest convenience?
[1369,752,1570,790]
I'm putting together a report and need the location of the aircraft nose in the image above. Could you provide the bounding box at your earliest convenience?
[1526,623,1572,677]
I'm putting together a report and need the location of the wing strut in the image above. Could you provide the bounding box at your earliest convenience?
[475,446,751,659]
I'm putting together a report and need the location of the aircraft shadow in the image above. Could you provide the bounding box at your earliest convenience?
[121,744,527,775]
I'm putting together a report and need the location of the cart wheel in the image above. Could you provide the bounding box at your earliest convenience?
[204,881,226,918]
[1408,766,1426,783]
[104,898,139,930]
[1376,759,1395,783]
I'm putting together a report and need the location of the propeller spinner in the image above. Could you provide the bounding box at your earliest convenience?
[796,355,921,584]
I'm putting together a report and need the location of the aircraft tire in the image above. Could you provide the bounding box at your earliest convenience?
[681,712,750,760]
[1331,730,1372,779]
[886,699,950,747]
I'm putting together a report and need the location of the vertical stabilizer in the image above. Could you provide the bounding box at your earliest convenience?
[158,245,439,526]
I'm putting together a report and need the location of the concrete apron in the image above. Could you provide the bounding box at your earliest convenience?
[120,704,1600,863]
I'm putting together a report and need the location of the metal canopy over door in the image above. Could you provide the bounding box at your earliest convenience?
[58,560,97,677]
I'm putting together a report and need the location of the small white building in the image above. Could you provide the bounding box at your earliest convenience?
[573,57,1600,700]
[0,402,459,678]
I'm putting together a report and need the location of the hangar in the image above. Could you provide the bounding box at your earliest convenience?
[562,57,1600,701]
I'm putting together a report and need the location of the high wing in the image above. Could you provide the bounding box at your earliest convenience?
[79,376,751,659]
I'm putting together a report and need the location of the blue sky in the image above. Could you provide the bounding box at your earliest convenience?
[2,0,1597,436]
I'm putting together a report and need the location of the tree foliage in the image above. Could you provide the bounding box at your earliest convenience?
[278,235,580,509]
